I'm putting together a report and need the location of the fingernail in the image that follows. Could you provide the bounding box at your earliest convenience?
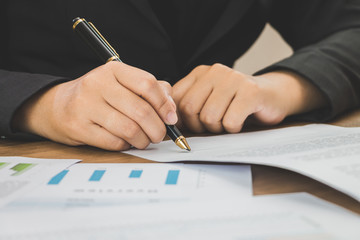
[166,111,178,125]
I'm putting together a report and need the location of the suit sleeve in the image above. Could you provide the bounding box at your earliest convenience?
[257,0,360,121]
[0,70,68,139]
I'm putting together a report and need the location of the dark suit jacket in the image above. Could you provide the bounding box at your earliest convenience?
[1,0,360,138]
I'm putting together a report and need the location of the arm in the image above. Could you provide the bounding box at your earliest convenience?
[259,0,360,121]
[0,70,67,139]
[173,0,360,133]
[173,64,325,133]
[2,62,177,151]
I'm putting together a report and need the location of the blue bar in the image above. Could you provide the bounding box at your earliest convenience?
[129,170,143,178]
[165,170,180,185]
[48,170,69,185]
[89,170,106,181]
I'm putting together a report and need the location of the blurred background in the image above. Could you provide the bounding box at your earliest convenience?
[234,24,292,75]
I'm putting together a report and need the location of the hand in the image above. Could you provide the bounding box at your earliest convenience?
[173,64,326,133]
[12,61,177,151]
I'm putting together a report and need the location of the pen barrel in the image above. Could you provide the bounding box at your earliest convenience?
[166,125,182,141]
[73,18,119,63]
[72,17,189,151]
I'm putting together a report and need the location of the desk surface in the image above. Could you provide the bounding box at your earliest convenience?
[1,109,360,214]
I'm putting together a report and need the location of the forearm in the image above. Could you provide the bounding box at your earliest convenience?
[0,69,68,138]
[256,70,327,118]
[267,0,360,121]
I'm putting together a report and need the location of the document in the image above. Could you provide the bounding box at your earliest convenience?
[5,163,252,209]
[1,193,359,239]
[0,156,80,208]
[126,124,360,202]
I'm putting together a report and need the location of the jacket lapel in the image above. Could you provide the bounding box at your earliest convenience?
[187,0,253,65]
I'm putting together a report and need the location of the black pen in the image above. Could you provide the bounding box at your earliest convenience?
[72,17,191,151]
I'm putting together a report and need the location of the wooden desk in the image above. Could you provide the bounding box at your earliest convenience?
[1,109,360,214]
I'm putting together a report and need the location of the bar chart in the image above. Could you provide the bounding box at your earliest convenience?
[48,170,69,185]
[0,162,37,177]
[8,163,251,209]
[0,162,10,170]
[47,167,181,186]
[0,157,79,208]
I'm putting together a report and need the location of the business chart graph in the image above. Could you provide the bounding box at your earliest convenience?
[0,162,37,201]
[48,168,181,186]
[0,162,10,169]
[8,163,251,209]
[0,157,79,208]
[0,162,37,177]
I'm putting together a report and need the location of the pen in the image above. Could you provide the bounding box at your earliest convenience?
[72,17,191,151]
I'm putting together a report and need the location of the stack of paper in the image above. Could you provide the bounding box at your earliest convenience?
[4,163,252,209]
[126,124,360,202]
[0,162,359,239]
[1,124,360,239]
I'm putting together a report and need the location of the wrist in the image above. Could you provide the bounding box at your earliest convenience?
[255,71,326,121]
[12,84,58,136]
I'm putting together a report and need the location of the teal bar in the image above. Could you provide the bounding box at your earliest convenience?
[48,170,69,185]
[129,170,143,178]
[89,170,106,181]
[165,170,180,185]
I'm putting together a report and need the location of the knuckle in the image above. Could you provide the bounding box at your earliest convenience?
[123,122,142,139]
[222,118,242,133]
[152,126,166,143]
[179,100,197,116]
[199,111,218,126]
[140,74,158,91]
[160,80,171,89]
[194,65,210,73]
[134,105,153,120]
[107,139,129,151]
[209,64,232,79]
[136,140,150,150]
[211,63,229,71]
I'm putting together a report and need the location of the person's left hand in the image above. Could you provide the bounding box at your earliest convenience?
[172,63,326,133]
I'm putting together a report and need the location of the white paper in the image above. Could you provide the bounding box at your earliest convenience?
[5,163,251,209]
[0,156,80,208]
[126,124,360,201]
[1,193,359,239]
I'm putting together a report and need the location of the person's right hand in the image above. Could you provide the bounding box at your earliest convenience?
[12,61,177,151]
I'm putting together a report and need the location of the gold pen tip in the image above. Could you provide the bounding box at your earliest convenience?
[175,136,191,151]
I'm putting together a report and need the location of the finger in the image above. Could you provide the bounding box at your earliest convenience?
[199,78,238,133]
[158,81,176,110]
[109,62,177,125]
[178,76,211,133]
[91,102,151,149]
[102,82,167,143]
[222,93,259,133]
[172,65,210,103]
[179,66,229,133]
[77,123,131,151]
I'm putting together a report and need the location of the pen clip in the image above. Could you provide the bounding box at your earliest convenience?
[88,22,120,58]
